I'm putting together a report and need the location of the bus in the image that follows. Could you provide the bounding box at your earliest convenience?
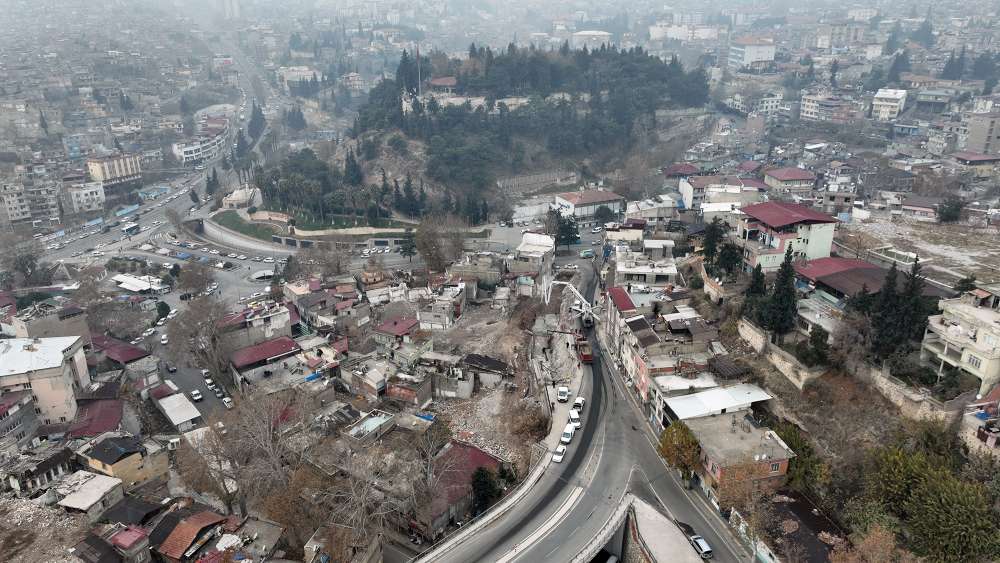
[121,222,140,236]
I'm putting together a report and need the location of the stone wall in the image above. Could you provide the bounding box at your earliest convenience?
[853,362,972,422]
[737,318,769,353]
[766,346,827,390]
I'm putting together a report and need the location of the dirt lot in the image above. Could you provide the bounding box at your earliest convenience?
[842,215,1000,282]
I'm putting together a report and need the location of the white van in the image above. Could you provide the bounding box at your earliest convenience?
[569,409,582,428]
[560,423,575,444]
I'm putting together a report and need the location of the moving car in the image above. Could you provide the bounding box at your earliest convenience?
[687,535,713,559]
[552,445,567,463]
[591,226,603,233]
[557,386,570,402]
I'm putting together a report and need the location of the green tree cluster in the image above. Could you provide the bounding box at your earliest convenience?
[248,102,266,140]
[283,106,307,131]
[741,246,798,342]
[939,48,966,80]
[848,260,934,362]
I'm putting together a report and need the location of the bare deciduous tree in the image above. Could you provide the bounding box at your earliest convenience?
[166,296,233,379]
[177,261,216,293]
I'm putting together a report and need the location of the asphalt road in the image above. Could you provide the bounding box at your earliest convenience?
[431,264,747,563]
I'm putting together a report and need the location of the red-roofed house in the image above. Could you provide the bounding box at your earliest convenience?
[663,162,701,177]
[90,334,149,366]
[415,440,503,540]
[372,317,419,348]
[554,189,626,226]
[603,286,639,369]
[763,167,817,195]
[736,202,837,272]
[793,257,880,283]
[67,399,123,439]
[229,336,301,371]
[950,151,1000,177]
[156,510,226,562]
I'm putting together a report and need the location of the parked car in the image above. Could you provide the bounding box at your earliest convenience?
[687,535,713,559]
[214,388,225,399]
[191,390,203,401]
[557,386,570,402]
[560,423,575,444]
[223,397,234,409]
[552,445,567,463]
[573,396,586,411]
[160,335,169,345]
[166,364,177,373]
[569,409,582,428]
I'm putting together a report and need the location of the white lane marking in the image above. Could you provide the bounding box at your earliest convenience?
[495,486,585,563]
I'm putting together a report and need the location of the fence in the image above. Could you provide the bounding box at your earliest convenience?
[852,362,975,422]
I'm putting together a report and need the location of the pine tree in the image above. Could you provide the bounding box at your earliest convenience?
[830,59,839,88]
[900,258,928,342]
[765,245,798,342]
[747,264,766,297]
[402,173,417,216]
[871,262,902,360]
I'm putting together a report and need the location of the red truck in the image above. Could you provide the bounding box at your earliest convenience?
[576,337,593,364]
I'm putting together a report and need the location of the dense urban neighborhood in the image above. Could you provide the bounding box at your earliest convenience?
[1,1,1000,563]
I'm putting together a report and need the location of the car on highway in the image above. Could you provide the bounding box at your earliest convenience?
[557,386,570,402]
[687,535,713,559]
[191,390,204,401]
[552,445,567,463]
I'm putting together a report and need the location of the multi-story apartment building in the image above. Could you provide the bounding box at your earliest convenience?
[921,285,1000,395]
[872,89,908,122]
[171,130,228,164]
[679,175,767,210]
[965,112,1000,154]
[724,91,784,117]
[553,189,626,226]
[23,180,61,225]
[0,391,41,457]
[0,337,90,425]
[735,201,837,272]
[86,153,142,187]
[63,181,106,214]
[800,93,862,124]
[727,36,776,72]
[1,297,91,347]
[0,182,31,231]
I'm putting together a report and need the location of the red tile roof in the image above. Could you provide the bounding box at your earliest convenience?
[663,162,700,176]
[429,76,458,87]
[741,202,837,228]
[331,337,349,354]
[794,257,880,282]
[67,399,123,438]
[110,526,147,550]
[91,333,150,364]
[0,391,30,416]
[431,441,501,519]
[157,511,226,560]
[148,383,176,401]
[0,291,16,323]
[950,151,1000,163]
[556,189,625,206]
[765,167,816,182]
[738,160,762,173]
[607,287,637,313]
[335,299,355,312]
[230,336,301,370]
[374,317,419,337]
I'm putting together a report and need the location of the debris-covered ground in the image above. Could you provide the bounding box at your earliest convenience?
[0,497,88,563]
[842,215,1000,282]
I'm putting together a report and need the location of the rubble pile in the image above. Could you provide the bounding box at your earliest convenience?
[0,497,87,562]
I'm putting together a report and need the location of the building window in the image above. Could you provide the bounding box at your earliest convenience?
[967,355,983,369]
[770,462,780,472]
